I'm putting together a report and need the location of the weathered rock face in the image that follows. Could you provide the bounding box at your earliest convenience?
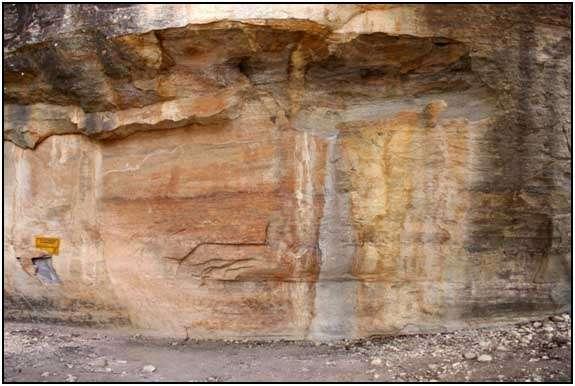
[3,4,571,339]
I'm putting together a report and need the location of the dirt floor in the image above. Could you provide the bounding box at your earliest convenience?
[3,314,572,383]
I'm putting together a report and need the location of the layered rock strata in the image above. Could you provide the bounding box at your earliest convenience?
[3,4,571,339]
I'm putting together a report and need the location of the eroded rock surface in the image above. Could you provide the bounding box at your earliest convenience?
[3,4,571,340]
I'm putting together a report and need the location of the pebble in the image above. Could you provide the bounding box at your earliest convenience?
[552,336,569,345]
[557,323,567,330]
[90,357,108,367]
[65,374,77,382]
[542,326,554,333]
[550,315,564,323]
[533,322,542,328]
[477,354,493,362]
[463,352,476,360]
[496,345,509,351]
[142,365,156,373]
[41,371,50,377]
[370,357,382,366]
[479,340,490,349]
[428,364,438,370]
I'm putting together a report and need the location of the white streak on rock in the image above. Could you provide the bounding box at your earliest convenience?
[309,133,358,340]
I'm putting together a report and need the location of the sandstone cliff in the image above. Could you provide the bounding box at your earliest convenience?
[3,4,572,340]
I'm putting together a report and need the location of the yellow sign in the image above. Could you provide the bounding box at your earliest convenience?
[35,236,60,255]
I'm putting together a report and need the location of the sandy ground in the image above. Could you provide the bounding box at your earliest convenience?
[3,315,572,383]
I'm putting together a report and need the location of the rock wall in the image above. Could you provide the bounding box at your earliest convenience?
[3,4,571,339]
